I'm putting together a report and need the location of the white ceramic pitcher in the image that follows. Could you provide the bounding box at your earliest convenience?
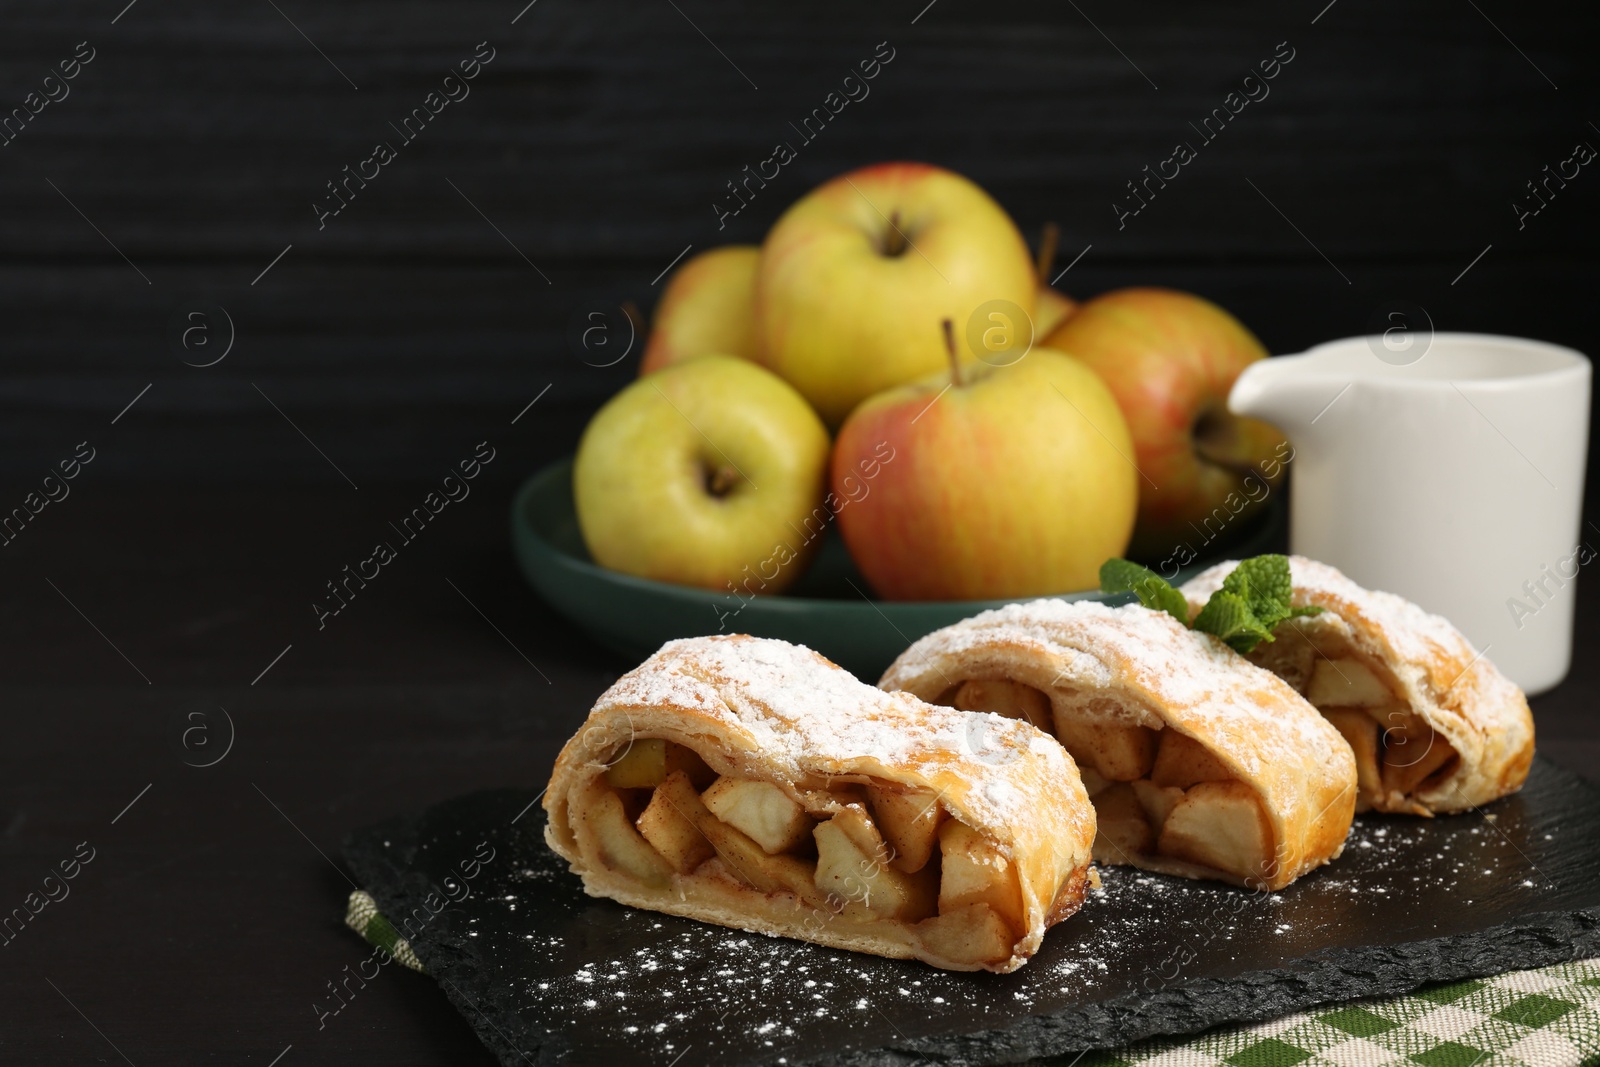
[1229,333,1590,695]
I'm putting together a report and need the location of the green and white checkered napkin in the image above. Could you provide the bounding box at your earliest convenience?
[1074,959,1600,1067]
[345,889,426,972]
[344,890,1600,1065]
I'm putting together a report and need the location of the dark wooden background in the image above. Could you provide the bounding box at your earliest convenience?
[3,0,1597,484]
[3,0,1598,1063]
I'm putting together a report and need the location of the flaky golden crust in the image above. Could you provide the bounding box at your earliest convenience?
[543,635,1095,973]
[1181,557,1535,815]
[879,601,1357,891]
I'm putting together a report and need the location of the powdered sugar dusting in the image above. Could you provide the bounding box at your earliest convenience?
[884,599,1344,782]
[592,635,1089,846]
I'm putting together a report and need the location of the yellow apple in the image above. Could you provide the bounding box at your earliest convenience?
[831,325,1137,600]
[1034,286,1078,337]
[640,245,760,375]
[756,163,1037,425]
[573,356,830,593]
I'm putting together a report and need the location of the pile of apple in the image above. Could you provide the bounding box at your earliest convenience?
[574,162,1285,602]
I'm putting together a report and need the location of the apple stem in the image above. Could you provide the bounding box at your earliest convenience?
[1036,222,1059,282]
[707,463,741,497]
[884,210,907,257]
[942,318,964,388]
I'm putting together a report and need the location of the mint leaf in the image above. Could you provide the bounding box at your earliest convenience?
[1218,553,1302,632]
[1219,554,1289,626]
[1099,558,1190,626]
[1100,552,1321,655]
[1194,554,1324,652]
[1099,558,1161,594]
[1190,590,1276,653]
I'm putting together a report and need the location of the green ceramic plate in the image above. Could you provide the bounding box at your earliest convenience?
[510,457,1286,679]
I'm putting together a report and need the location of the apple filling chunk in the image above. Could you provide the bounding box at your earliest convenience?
[701,815,821,900]
[1132,779,1185,831]
[1322,708,1382,809]
[867,784,945,872]
[1091,782,1153,862]
[1383,735,1457,795]
[576,749,1042,965]
[578,787,675,887]
[703,776,812,854]
[1371,705,1458,797]
[931,682,1278,884]
[1092,772,1276,884]
[1053,718,1158,781]
[1150,730,1233,789]
[915,902,1015,965]
[1305,657,1393,708]
[1289,655,1461,806]
[636,776,716,873]
[653,770,818,899]
[948,678,1053,733]
[996,701,1273,881]
[1157,780,1275,883]
[813,807,937,921]
[936,820,1025,935]
[604,738,716,790]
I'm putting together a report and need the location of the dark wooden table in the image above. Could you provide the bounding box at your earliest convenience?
[2,462,1596,1065]
[4,0,1598,1061]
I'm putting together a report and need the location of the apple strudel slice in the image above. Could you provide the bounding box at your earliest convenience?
[543,635,1096,973]
[1180,556,1534,816]
[880,601,1356,891]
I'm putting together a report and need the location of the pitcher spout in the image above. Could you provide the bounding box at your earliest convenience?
[1228,355,1349,442]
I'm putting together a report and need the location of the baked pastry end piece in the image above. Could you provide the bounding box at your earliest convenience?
[544,635,1097,973]
[1180,557,1534,816]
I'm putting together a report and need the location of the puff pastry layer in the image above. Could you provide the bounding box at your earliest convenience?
[880,601,1356,891]
[1180,556,1534,815]
[543,635,1096,973]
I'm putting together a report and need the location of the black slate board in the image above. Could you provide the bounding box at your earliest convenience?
[343,757,1600,1066]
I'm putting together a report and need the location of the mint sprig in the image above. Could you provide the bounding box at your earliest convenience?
[1098,558,1192,626]
[1190,591,1276,652]
[1097,553,1322,654]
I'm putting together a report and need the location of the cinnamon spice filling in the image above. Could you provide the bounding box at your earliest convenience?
[570,737,1044,967]
[939,678,1277,888]
[1223,622,1459,811]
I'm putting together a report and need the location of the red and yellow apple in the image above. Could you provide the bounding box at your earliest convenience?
[831,325,1138,600]
[574,355,830,593]
[1042,288,1288,559]
[756,163,1037,425]
[640,245,760,375]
